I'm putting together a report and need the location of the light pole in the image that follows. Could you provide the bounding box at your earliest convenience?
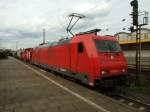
[43,28,45,44]
[16,41,18,51]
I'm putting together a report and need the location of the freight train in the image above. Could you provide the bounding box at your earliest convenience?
[19,29,127,87]
[20,48,33,62]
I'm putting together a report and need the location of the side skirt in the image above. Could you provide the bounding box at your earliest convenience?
[39,64,89,85]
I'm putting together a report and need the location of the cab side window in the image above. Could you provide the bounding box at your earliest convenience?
[78,42,84,53]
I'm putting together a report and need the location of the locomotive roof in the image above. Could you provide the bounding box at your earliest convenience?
[36,38,71,48]
[94,35,117,41]
[74,34,117,41]
[34,34,117,49]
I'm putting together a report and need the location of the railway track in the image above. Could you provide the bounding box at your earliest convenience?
[113,94,150,112]
[86,84,150,112]
[128,64,150,72]
[24,60,150,112]
[40,67,150,112]
[127,66,150,83]
[43,66,150,112]
[49,68,150,112]
[94,86,150,112]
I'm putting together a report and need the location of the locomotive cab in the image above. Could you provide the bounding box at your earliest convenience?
[71,33,127,87]
[94,38,127,78]
[92,35,127,87]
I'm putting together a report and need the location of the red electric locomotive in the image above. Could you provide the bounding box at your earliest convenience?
[31,29,127,87]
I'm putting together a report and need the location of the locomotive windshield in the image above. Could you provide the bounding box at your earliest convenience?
[94,40,121,52]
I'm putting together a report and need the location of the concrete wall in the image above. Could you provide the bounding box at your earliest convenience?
[121,43,150,66]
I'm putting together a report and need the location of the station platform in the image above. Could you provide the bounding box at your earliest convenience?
[0,57,141,112]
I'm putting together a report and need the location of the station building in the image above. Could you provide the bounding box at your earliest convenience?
[114,28,150,66]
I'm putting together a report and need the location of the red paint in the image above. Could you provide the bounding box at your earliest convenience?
[24,34,127,86]
[21,48,33,62]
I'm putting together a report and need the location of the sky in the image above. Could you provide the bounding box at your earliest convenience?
[0,0,150,49]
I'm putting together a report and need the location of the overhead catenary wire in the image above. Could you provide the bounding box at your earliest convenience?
[55,1,132,37]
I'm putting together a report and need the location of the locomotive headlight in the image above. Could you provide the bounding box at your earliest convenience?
[122,69,126,72]
[102,70,107,75]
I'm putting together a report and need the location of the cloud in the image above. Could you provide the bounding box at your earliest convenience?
[60,1,112,36]
[0,27,41,39]
[69,1,112,20]
[0,0,149,49]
